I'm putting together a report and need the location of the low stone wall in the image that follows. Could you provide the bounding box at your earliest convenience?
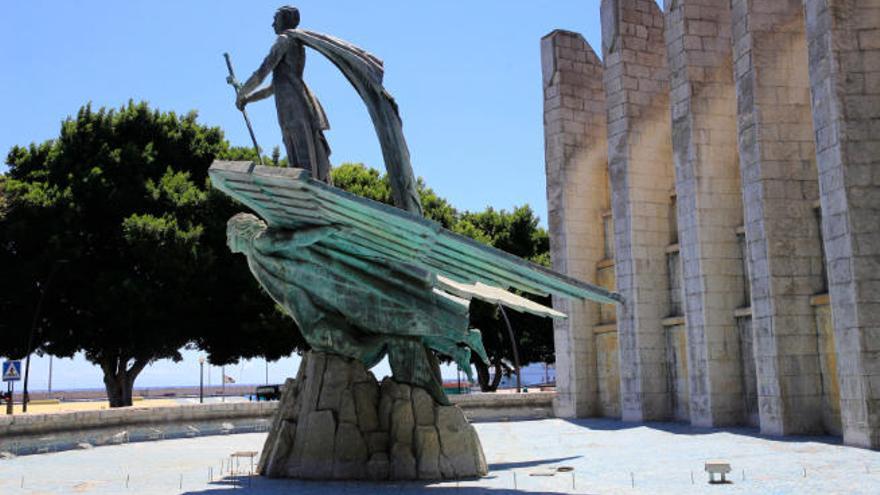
[452,392,555,421]
[0,402,276,456]
[0,392,555,457]
[0,401,277,437]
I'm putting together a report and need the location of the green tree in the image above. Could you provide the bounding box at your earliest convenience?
[330,163,554,391]
[0,175,7,218]
[458,206,554,391]
[0,102,301,407]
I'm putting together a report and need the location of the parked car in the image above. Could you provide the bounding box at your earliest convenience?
[254,383,286,401]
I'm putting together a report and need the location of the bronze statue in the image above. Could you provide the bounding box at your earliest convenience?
[232,5,424,214]
[237,6,332,182]
[213,6,621,480]
[219,5,620,406]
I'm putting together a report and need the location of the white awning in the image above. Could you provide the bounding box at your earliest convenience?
[436,276,567,320]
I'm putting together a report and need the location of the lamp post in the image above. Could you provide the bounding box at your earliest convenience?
[23,259,67,413]
[5,381,13,415]
[48,356,53,395]
[199,356,205,404]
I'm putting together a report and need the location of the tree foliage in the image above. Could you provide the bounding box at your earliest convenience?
[0,105,554,405]
[0,102,300,406]
[459,206,554,391]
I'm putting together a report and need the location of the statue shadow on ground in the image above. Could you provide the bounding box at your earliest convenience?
[183,477,594,495]
[184,455,587,494]
[487,455,582,471]
[561,417,843,446]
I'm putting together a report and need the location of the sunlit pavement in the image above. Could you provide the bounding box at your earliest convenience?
[1,418,878,494]
[5,396,250,415]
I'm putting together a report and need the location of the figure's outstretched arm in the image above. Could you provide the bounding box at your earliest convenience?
[237,35,289,106]
[246,85,274,104]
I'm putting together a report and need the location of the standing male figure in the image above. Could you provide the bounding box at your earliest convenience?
[237,6,332,183]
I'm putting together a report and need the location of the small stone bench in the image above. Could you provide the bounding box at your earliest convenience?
[230,451,258,475]
[705,460,731,484]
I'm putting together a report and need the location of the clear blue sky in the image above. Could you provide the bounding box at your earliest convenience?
[1,1,608,391]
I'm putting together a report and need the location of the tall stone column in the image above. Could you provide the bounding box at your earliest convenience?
[665,0,746,427]
[730,0,826,435]
[601,0,676,421]
[804,0,880,449]
[541,30,609,418]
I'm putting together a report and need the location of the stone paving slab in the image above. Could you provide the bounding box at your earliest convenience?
[1,418,878,494]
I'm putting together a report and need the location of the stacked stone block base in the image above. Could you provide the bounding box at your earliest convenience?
[258,352,488,480]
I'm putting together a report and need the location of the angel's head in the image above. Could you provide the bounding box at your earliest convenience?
[227,213,267,254]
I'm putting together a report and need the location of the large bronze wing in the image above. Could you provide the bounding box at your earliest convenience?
[209,161,623,312]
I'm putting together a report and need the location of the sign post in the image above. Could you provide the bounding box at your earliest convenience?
[3,360,22,415]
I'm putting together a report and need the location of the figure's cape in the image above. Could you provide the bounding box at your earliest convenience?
[302,83,329,132]
[287,29,423,216]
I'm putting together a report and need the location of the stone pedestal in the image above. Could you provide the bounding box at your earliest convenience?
[258,351,488,480]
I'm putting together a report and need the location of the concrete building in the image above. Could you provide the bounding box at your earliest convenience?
[543,0,879,448]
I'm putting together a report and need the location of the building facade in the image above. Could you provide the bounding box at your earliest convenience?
[543,0,879,448]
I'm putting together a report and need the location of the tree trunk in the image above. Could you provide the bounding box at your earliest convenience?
[474,359,506,392]
[490,361,504,391]
[475,359,491,392]
[100,357,149,408]
[103,372,133,408]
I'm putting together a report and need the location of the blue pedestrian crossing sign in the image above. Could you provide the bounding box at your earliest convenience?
[2,361,22,382]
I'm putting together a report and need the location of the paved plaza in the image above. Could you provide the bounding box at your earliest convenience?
[1,418,878,494]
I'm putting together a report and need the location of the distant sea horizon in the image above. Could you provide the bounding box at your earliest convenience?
[22,366,555,393]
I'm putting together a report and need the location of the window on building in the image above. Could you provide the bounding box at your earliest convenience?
[813,205,828,294]
[737,230,751,307]
[603,211,615,260]
[669,194,679,245]
[667,250,683,317]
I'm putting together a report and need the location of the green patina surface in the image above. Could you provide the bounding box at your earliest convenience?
[212,161,620,403]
